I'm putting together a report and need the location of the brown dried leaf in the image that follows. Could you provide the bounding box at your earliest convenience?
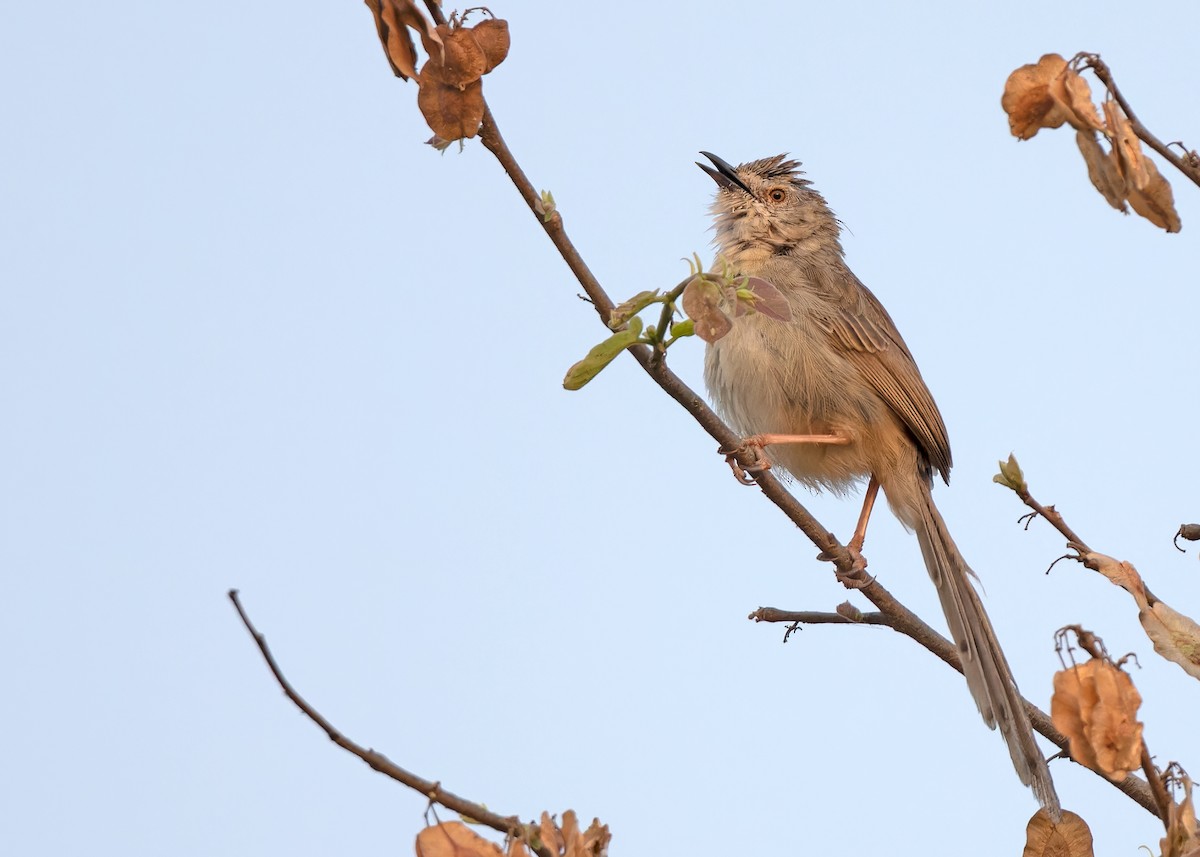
[681,276,733,343]
[1081,553,1199,676]
[1082,552,1145,597]
[538,813,565,857]
[471,18,510,73]
[364,0,443,80]
[1023,809,1095,857]
[424,23,487,88]
[1104,101,1149,190]
[1075,130,1127,211]
[1001,54,1072,140]
[1163,774,1200,857]
[416,68,484,140]
[1140,598,1200,679]
[415,822,504,857]
[1051,659,1143,781]
[1127,157,1182,233]
[506,838,533,857]
[1051,69,1104,132]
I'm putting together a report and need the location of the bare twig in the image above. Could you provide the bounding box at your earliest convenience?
[1079,53,1200,189]
[228,589,553,857]
[1142,743,1174,825]
[753,603,1161,815]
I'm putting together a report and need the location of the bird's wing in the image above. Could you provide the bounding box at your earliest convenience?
[814,271,953,480]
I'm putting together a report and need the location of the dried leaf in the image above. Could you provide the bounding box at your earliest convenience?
[562,318,643,391]
[471,18,510,73]
[416,70,484,140]
[1023,809,1095,857]
[1082,552,1144,596]
[506,838,532,857]
[681,276,733,343]
[364,0,443,80]
[415,822,503,857]
[1163,773,1199,857]
[538,813,565,857]
[1075,130,1127,212]
[1082,553,1200,677]
[1051,659,1143,781]
[1050,69,1104,132]
[425,23,488,88]
[1104,101,1149,190]
[1001,54,1072,140]
[1127,156,1182,233]
[1140,598,1200,680]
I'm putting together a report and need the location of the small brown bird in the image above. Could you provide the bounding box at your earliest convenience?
[698,151,1059,814]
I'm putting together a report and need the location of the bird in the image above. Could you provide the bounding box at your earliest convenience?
[696,150,1060,815]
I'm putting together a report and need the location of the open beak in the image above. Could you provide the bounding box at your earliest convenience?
[697,151,753,196]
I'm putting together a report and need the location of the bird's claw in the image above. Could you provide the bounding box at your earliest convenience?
[820,546,873,589]
[720,438,772,485]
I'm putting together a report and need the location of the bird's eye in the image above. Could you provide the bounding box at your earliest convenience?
[768,188,786,203]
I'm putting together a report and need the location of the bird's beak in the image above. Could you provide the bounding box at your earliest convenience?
[697,151,753,196]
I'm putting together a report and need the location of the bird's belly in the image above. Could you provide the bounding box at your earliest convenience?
[704,315,882,492]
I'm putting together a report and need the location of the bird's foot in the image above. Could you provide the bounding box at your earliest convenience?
[819,546,872,588]
[719,438,773,485]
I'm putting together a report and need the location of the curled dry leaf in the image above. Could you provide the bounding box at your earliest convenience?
[417,70,484,140]
[1082,553,1200,679]
[472,18,510,73]
[1050,68,1104,132]
[1023,809,1095,857]
[1001,54,1073,140]
[537,811,610,857]
[1105,101,1150,190]
[415,822,503,857]
[1127,156,1182,233]
[364,0,443,80]
[1075,130,1127,212]
[1139,595,1200,680]
[1050,659,1143,781]
[1162,772,1200,857]
[426,23,488,88]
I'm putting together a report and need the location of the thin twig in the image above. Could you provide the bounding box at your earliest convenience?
[751,602,1160,815]
[228,590,554,857]
[1081,54,1200,189]
[1012,484,1091,554]
[1141,743,1174,826]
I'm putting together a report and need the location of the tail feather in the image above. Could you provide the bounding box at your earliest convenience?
[913,488,1061,817]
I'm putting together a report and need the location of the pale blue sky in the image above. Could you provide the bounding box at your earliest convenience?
[3,3,1199,855]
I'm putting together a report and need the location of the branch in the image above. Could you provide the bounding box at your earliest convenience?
[228,589,554,857]
[750,604,1161,816]
[1081,53,1200,189]
[471,92,1172,817]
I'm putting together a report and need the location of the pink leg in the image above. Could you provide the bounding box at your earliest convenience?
[747,433,851,447]
[848,475,880,553]
[721,432,850,485]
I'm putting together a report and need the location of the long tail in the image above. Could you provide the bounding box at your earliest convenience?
[913,487,1061,817]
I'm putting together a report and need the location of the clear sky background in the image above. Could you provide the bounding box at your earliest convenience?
[4,2,1199,855]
